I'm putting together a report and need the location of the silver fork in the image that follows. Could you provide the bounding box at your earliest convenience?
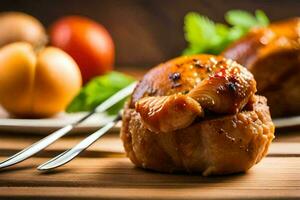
[0,82,137,169]
[38,113,121,171]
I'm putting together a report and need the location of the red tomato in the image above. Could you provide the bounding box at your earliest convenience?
[50,16,114,83]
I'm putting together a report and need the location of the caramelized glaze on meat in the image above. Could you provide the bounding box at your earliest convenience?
[188,61,256,113]
[223,18,300,117]
[134,55,256,133]
[136,94,203,133]
[121,54,274,176]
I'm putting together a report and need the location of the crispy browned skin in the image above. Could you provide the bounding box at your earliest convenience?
[121,54,274,176]
[122,96,274,176]
[133,55,256,133]
[223,18,300,117]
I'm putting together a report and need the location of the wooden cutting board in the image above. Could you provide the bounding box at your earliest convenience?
[0,130,299,200]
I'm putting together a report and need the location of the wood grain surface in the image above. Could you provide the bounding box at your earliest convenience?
[0,129,299,200]
[0,68,299,199]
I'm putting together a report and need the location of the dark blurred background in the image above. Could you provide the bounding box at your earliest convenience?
[1,0,300,68]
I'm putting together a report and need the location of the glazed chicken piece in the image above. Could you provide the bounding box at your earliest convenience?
[121,54,275,176]
[188,62,256,113]
[136,94,203,133]
[223,18,300,117]
[135,56,256,133]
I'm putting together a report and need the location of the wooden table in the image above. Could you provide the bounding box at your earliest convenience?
[0,128,299,200]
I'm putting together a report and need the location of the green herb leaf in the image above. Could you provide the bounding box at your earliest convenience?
[227,26,246,42]
[183,12,217,55]
[255,10,269,26]
[225,10,258,29]
[183,9,269,55]
[208,23,230,54]
[66,71,135,115]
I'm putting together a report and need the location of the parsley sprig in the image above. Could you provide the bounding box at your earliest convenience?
[183,9,269,55]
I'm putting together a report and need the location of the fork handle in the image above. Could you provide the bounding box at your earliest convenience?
[0,124,74,169]
[38,115,121,171]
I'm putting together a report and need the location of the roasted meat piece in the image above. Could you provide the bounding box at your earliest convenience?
[121,55,275,176]
[223,18,300,117]
[135,55,256,133]
[187,62,256,114]
[122,96,274,175]
[136,94,203,133]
